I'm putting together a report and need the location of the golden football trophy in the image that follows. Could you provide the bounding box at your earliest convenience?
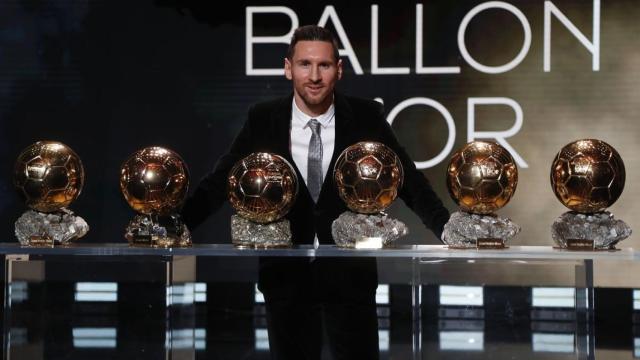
[550,139,630,250]
[227,152,298,248]
[14,141,89,246]
[332,141,407,248]
[120,146,191,247]
[442,141,520,249]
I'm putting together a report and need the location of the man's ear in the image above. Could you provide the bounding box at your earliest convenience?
[337,59,343,80]
[284,58,293,80]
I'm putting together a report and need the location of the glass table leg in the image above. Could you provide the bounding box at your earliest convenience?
[411,257,422,360]
[575,259,595,360]
[166,255,196,360]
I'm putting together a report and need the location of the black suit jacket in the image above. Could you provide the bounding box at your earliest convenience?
[182,93,450,297]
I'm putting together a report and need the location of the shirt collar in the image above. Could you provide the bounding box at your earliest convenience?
[292,97,335,129]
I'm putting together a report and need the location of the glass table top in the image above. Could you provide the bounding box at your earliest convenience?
[0,243,635,260]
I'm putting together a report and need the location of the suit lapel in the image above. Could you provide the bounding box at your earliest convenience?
[271,94,312,204]
[271,94,293,157]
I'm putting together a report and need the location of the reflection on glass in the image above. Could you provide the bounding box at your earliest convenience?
[72,327,117,348]
[166,328,205,349]
[10,328,27,346]
[74,282,117,302]
[255,283,389,305]
[195,329,206,350]
[531,287,576,354]
[634,338,640,358]
[438,285,485,351]
[252,283,390,352]
[379,329,389,352]
[532,288,575,308]
[255,284,264,303]
[633,290,640,310]
[376,284,389,305]
[532,333,574,353]
[11,281,28,304]
[166,283,205,305]
[255,328,269,350]
[195,283,207,302]
[439,286,483,306]
[253,327,387,352]
[377,284,390,353]
[439,331,484,351]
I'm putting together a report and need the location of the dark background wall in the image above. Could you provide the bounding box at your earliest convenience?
[1,0,638,247]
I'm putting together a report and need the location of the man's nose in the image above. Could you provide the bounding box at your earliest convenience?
[309,65,321,81]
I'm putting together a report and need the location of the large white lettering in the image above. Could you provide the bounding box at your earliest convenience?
[544,0,600,71]
[458,2,532,74]
[467,97,528,168]
[371,5,410,75]
[245,6,298,76]
[386,98,456,169]
[318,5,364,75]
[415,4,460,74]
[246,3,600,75]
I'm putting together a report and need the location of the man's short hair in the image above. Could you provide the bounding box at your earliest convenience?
[286,25,340,62]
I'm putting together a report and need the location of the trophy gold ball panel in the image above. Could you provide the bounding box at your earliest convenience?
[14,141,85,213]
[334,142,403,214]
[120,147,189,215]
[227,152,298,224]
[550,139,625,213]
[446,141,518,215]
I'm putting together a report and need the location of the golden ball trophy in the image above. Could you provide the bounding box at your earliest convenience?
[550,139,630,250]
[227,152,298,248]
[14,141,89,246]
[442,141,520,249]
[120,146,191,247]
[332,141,406,248]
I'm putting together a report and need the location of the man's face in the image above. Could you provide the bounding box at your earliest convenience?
[285,40,342,116]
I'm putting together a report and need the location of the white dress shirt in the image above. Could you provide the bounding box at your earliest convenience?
[290,98,336,249]
[290,98,336,189]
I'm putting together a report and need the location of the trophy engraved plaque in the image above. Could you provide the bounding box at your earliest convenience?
[332,141,407,249]
[228,152,298,248]
[566,239,595,251]
[120,146,191,248]
[477,238,507,250]
[442,141,520,249]
[550,139,630,250]
[14,141,89,246]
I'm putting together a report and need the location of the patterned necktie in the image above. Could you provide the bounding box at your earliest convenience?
[307,118,323,202]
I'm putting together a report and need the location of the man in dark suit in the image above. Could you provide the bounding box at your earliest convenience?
[182,25,449,360]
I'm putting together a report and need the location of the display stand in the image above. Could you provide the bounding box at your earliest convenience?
[1,244,635,360]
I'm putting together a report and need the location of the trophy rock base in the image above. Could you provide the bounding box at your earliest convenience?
[231,215,292,248]
[125,214,191,248]
[331,211,408,249]
[551,211,631,250]
[442,211,520,249]
[15,208,89,246]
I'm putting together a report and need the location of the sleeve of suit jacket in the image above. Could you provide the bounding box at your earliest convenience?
[371,101,450,240]
[180,105,259,230]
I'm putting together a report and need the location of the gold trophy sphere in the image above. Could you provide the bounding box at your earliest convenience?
[446,141,518,215]
[550,139,625,213]
[14,141,85,212]
[120,146,189,215]
[228,152,298,223]
[334,141,404,214]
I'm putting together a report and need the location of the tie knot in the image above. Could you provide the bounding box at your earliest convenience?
[308,118,321,135]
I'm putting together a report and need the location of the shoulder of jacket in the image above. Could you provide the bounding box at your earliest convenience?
[249,96,289,114]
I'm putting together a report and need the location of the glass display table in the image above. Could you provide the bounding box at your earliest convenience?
[0,244,635,360]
